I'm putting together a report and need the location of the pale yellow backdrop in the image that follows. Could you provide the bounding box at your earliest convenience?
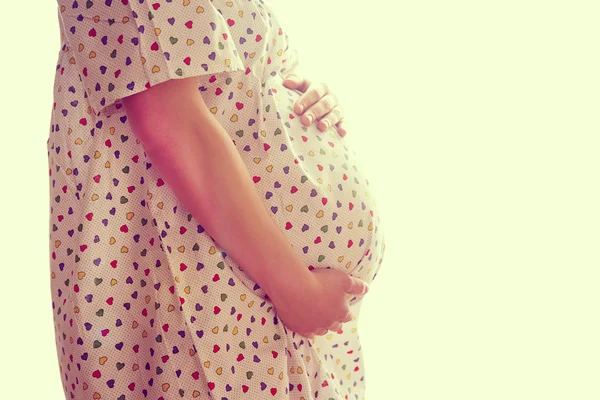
[1,0,599,399]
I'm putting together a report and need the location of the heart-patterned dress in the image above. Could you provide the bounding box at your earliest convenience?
[47,1,387,399]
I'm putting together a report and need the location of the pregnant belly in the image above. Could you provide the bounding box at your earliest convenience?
[241,75,387,287]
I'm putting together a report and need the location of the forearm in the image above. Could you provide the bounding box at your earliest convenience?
[140,110,316,305]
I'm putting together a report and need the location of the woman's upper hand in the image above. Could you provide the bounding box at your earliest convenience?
[282,74,348,138]
[272,268,368,339]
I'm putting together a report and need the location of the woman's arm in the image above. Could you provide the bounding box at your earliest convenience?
[122,76,317,305]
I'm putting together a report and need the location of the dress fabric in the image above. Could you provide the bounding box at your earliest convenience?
[47,1,387,399]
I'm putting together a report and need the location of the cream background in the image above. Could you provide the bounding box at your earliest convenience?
[1,0,600,398]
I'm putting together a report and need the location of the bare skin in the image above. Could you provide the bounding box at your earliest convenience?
[282,71,348,137]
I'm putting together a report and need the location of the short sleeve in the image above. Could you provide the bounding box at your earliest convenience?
[58,1,246,118]
[280,46,299,76]
[278,31,300,77]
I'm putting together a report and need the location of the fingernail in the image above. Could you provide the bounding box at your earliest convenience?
[323,121,329,129]
[298,104,304,113]
[307,114,313,123]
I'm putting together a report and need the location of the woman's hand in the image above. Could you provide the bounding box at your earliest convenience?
[271,268,368,339]
[282,74,348,137]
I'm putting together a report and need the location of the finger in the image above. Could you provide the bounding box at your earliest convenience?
[328,321,343,332]
[294,78,312,94]
[314,328,328,336]
[317,104,344,132]
[282,75,305,90]
[336,118,347,137]
[294,82,328,117]
[345,276,369,296]
[340,310,354,323]
[304,93,342,126]
[302,93,338,128]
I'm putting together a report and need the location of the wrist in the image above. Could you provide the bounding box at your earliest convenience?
[263,261,317,310]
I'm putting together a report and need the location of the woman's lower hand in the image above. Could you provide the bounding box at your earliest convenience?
[272,268,368,339]
[282,74,348,137]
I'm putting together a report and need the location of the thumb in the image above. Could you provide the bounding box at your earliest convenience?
[345,276,369,296]
[283,74,301,85]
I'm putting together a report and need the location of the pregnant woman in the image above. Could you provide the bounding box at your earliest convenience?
[47,1,386,399]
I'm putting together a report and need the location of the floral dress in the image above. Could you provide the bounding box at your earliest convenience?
[47,0,387,399]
